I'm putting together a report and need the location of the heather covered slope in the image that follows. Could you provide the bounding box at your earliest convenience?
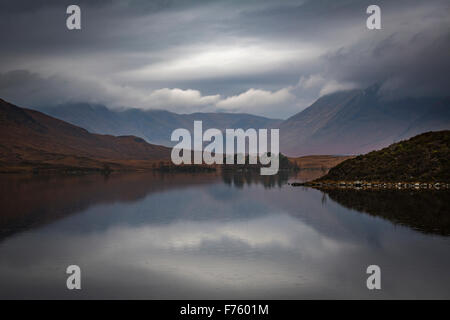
[318,131,450,182]
[0,99,171,172]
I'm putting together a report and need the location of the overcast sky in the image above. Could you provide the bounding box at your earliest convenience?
[0,0,449,118]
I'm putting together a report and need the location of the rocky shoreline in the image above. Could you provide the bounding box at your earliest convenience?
[291,180,450,190]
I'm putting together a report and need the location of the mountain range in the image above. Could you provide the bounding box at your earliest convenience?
[33,84,450,157]
[35,103,281,147]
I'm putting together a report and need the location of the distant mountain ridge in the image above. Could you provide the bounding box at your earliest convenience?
[280,85,450,156]
[35,103,282,147]
[27,84,450,157]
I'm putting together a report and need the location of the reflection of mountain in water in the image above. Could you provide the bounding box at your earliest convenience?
[0,172,220,241]
[221,170,292,188]
[0,170,311,242]
[319,188,450,236]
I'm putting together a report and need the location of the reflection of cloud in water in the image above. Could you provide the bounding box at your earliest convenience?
[104,214,349,288]
[0,213,356,298]
[106,214,350,252]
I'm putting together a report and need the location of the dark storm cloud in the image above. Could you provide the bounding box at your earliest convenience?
[324,23,450,98]
[0,0,449,118]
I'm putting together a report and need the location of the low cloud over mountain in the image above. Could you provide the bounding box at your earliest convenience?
[0,0,449,118]
[33,85,450,157]
[280,85,450,156]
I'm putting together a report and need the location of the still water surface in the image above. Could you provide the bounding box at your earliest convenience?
[0,171,449,299]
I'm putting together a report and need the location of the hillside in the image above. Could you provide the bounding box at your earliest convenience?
[317,131,450,182]
[280,84,450,156]
[0,99,171,172]
[288,155,355,170]
[35,103,282,147]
